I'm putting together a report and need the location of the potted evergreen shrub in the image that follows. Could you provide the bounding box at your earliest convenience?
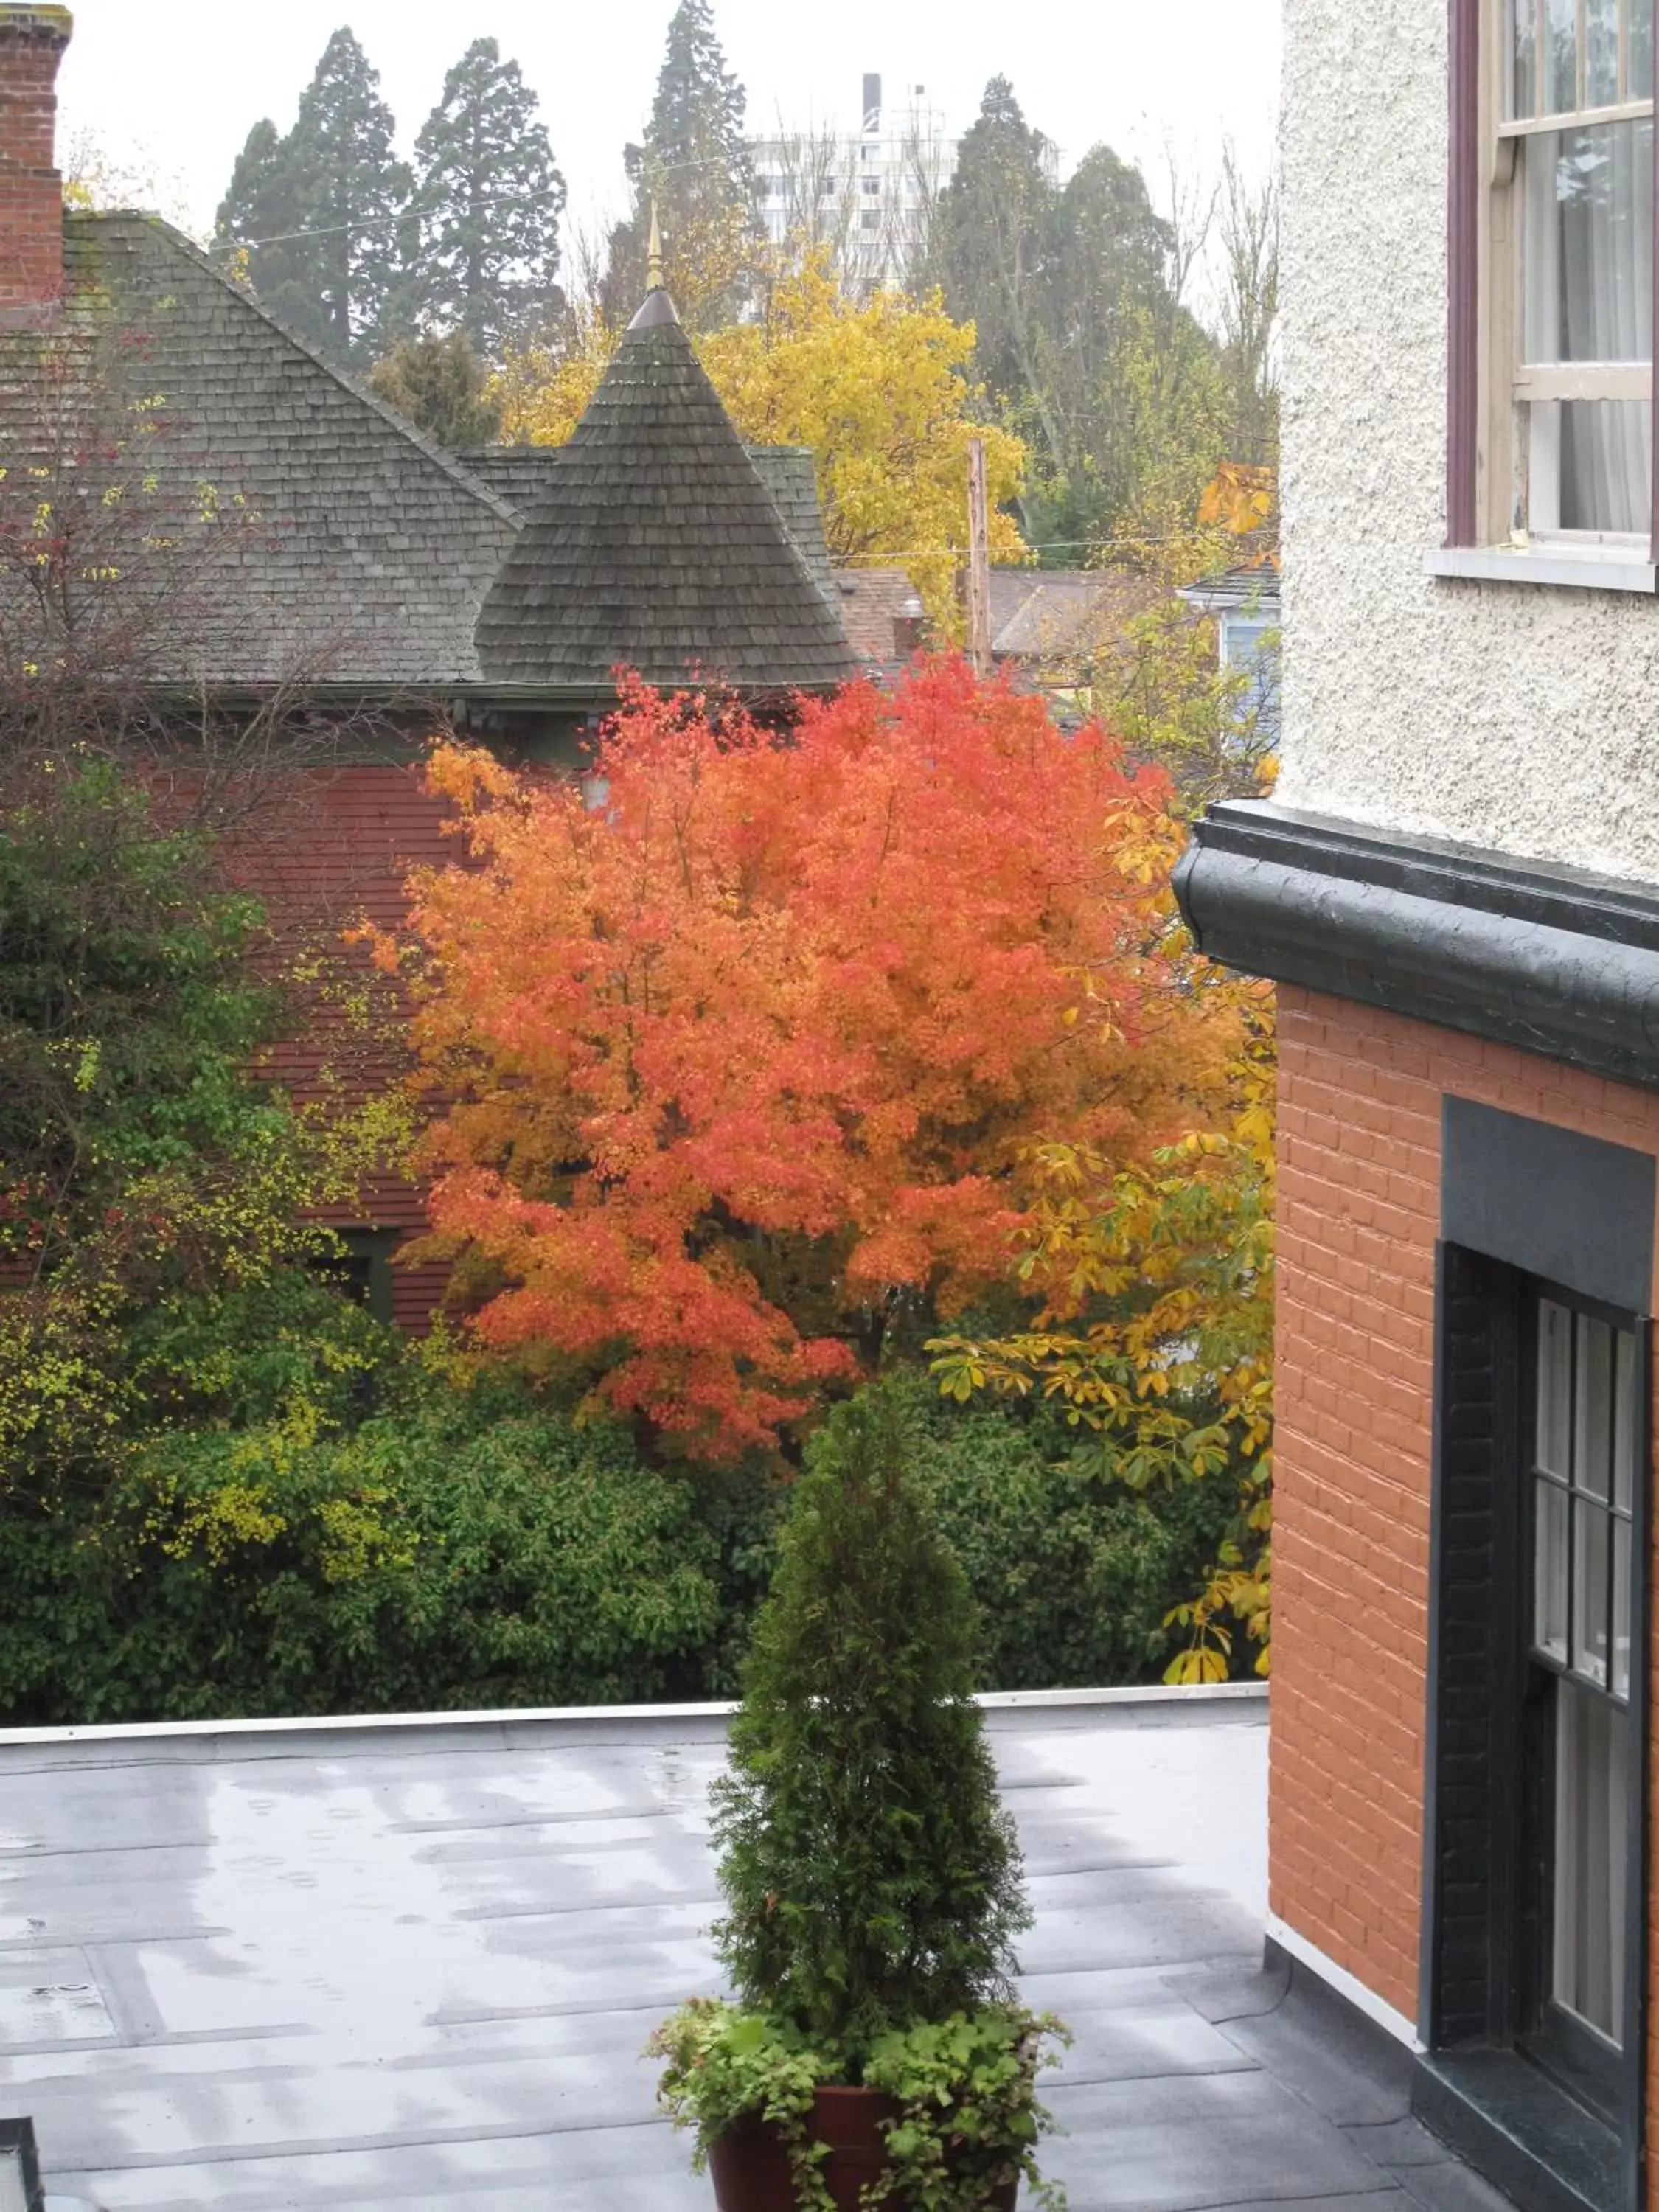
[649,1384,1067,2211]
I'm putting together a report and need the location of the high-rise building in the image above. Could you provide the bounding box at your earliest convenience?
[749,74,953,294]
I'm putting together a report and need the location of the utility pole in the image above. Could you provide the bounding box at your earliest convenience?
[966,437,992,677]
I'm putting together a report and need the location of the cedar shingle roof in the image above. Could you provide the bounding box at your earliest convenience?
[52,212,517,689]
[474,291,856,694]
[460,441,838,604]
[752,448,835,600]
[5,220,850,702]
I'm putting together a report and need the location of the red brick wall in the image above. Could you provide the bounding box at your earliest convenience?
[241,759,462,1329]
[1274,987,1659,2119]
[0,10,69,312]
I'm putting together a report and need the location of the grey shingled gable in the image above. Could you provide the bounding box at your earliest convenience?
[473,301,856,693]
[49,212,517,687]
[748,448,835,601]
[460,442,838,606]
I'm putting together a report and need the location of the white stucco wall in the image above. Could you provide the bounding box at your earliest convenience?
[1276,0,1659,887]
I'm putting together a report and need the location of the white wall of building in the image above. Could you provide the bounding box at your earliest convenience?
[1276,0,1659,887]
[750,76,953,293]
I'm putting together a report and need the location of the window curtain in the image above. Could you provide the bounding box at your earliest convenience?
[1554,1680,1628,2045]
[1526,119,1654,530]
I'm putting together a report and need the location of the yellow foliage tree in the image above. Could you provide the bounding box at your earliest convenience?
[492,259,1029,634]
[930,985,1275,1683]
[1026,464,1280,809]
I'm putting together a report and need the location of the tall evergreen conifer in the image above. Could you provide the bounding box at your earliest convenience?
[932,76,1228,550]
[215,29,408,366]
[928,78,1058,422]
[401,39,566,356]
[215,118,306,312]
[289,29,408,363]
[599,0,756,328]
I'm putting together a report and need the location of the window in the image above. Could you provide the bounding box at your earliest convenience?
[1424,1207,1651,2211]
[1220,612,1281,744]
[1505,0,1654,537]
[311,1227,397,1324]
[860,211,880,230]
[1526,1297,1638,2086]
[1444,0,1658,572]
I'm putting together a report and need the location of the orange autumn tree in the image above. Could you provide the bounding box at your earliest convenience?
[380,661,1240,1461]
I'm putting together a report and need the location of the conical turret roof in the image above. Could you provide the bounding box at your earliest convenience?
[474,289,856,693]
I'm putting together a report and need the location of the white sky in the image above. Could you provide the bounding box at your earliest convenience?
[57,0,1281,276]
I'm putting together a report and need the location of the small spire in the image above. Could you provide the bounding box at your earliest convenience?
[647,200,664,291]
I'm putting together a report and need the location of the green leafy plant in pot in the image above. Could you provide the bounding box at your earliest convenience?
[649,1383,1068,2210]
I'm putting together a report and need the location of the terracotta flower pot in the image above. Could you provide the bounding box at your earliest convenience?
[707,2084,1019,2211]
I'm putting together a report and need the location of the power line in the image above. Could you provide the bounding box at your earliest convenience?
[832,539,1264,560]
[219,153,745,255]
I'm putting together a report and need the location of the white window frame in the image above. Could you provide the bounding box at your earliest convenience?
[1430,0,1659,589]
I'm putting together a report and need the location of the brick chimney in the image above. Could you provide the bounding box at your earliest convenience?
[0,5,71,313]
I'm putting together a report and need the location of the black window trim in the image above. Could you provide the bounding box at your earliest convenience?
[313,1226,398,1326]
[1515,1281,1641,2132]
[1419,1242,1652,2212]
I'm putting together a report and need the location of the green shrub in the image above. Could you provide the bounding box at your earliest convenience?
[0,1382,723,1724]
[0,1352,1242,1725]
[654,1382,1065,2211]
[712,1383,1029,2046]
[890,1371,1240,1688]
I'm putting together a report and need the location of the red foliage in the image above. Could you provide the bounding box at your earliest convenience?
[380,659,1237,1458]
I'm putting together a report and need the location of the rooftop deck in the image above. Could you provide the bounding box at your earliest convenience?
[0,1688,1512,2211]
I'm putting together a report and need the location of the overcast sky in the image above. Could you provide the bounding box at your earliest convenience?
[57,0,1281,265]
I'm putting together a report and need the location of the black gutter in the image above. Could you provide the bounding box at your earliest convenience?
[1174,801,1659,1090]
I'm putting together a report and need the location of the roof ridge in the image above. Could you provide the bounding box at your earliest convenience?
[66,210,520,531]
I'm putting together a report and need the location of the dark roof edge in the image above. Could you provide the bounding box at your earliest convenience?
[69,211,520,530]
[135,676,848,713]
[460,677,849,709]
[1175,799,1659,1090]
[1178,567,1282,614]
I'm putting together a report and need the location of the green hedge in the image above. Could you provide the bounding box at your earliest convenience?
[0,1371,1239,1725]
[889,1374,1239,1690]
[0,1388,727,1724]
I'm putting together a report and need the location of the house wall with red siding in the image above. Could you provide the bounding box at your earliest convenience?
[248,759,461,1331]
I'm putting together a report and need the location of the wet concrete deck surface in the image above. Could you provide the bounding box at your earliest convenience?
[0,1692,1514,2211]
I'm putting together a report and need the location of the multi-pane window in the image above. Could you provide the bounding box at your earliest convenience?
[1529,1298,1639,2049]
[1503,0,1655,536]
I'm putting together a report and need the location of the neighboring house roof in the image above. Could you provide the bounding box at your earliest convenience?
[449,444,563,516]
[476,291,857,694]
[748,447,835,601]
[57,212,518,690]
[988,568,1161,660]
[832,566,925,669]
[459,442,838,603]
[7,217,850,703]
[1178,562,1282,618]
